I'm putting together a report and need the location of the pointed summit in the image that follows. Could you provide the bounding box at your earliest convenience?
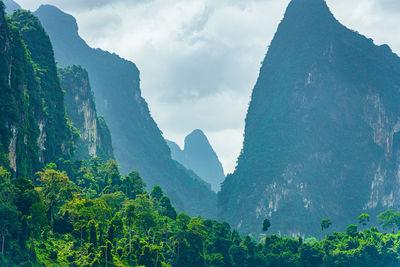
[167,130,225,192]
[283,0,334,23]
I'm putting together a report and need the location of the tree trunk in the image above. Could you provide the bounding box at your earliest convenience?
[30,237,34,254]
[1,229,5,254]
[105,245,108,267]
[129,229,132,253]
[156,249,159,267]
[80,227,83,264]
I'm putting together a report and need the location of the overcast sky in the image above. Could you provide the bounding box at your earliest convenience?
[15,0,400,174]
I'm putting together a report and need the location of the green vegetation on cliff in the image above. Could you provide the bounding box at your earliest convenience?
[9,9,75,164]
[0,2,75,179]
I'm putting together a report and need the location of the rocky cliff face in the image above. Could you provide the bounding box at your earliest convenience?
[219,0,400,236]
[59,65,114,161]
[0,5,73,178]
[10,10,74,166]
[35,5,216,218]
[167,130,225,192]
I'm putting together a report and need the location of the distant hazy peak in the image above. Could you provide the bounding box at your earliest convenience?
[185,129,209,145]
[4,0,21,14]
[168,130,225,192]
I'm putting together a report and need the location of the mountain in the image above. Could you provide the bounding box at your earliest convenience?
[34,5,216,218]
[0,7,74,178]
[3,0,20,14]
[167,129,225,192]
[59,65,114,161]
[10,10,75,165]
[218,0,400,236]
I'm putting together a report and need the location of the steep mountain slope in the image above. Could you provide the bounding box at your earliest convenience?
[34,5,216,217]
[10,10,74,165]
[0,5,74,178]
[3,0,20,13]
[59,65,114,161]
[167,130,225,192]
[219,0,400,236]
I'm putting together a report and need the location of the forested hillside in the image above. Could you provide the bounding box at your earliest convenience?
[219,0,400,236]
[3,158,400,266]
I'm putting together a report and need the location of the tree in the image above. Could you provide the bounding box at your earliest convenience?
[320,219,332,232]
[358,214,370,229]
[108,214,123,243]
[346,224,358,237]
[0,203,19,254]
[150,185,163,202]
[121,171,146,199]
[0,167,10,183]
[378,210,400,233]
[123,204,136,252]
[88,220,97,246]
[105,159,121,189]
[160,196,177,220]
[36,168,74,227]
[136,212,156,235]
[263,219,271,232]
[29,202,47,252]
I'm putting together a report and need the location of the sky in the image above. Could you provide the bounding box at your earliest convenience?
[15,0,400,174]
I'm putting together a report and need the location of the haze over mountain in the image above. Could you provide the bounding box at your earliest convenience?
[3,0,20,13]
[219,0,400,236]
[34,4,216,218]
[167,129,225,192]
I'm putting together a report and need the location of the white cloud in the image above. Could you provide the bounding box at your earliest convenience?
[14,0,400,174]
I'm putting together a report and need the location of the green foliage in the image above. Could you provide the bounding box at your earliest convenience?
[346,224,358,237]
[3,156,400,266]
[358,213,370,228]
[263,219,271,232]
[10,10,75,166]
[151,185,164,201]
[378,210,400,233]
[321,218,332,231]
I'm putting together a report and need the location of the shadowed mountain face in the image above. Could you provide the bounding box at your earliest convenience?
[34,5,216,218]
[167,130,225,192]
[219,0,400,236]
[4,0,20,14]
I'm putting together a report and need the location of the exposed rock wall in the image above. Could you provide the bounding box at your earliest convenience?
[59,65,114,161]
